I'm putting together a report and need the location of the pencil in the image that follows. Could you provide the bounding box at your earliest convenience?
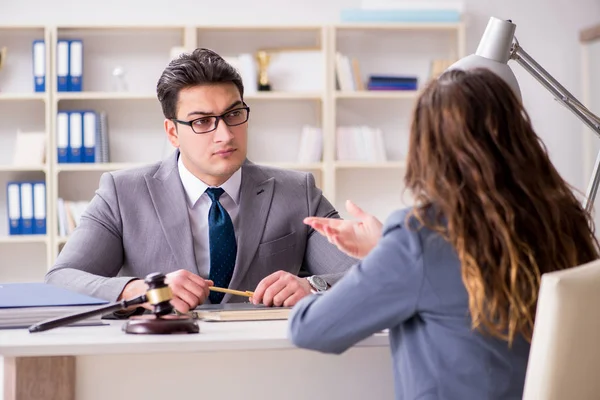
[209,286,254,298]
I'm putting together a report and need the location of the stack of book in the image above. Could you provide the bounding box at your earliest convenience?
[367,75,418,91]
[188,303,292,322]
[336,125,387,162]
[0,282,108,329]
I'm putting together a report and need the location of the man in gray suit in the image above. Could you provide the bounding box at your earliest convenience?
[45,48,356,313]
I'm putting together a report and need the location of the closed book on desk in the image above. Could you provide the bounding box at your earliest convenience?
[0,282,108,329]
[191,303,292,322]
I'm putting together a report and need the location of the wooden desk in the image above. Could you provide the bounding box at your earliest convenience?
[0,320,394,400]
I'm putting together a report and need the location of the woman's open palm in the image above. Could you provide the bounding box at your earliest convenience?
[304,200,383,259]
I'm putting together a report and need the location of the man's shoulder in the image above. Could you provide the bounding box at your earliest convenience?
[107,160,164,184]
[243,161,312,186]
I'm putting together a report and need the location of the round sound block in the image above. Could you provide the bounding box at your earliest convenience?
[122,314,199,335]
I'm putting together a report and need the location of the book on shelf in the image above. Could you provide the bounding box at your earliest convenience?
[6,181,47,235]
[56,39,83,92]
[189,303,292,322]
[336,55,419,92]
[57,198,90,236]
[336,125,387,162]
[335,52,358,92]
[57,110,110,164]
[0,282,108,329]
[223,53,257,95]
[367,75,418,91]
[12,130,46,167]
[297,125,323,163]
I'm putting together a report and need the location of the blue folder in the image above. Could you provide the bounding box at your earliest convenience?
[0,282,107,309]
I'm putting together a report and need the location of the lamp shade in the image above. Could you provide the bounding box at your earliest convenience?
[447,17,522,99]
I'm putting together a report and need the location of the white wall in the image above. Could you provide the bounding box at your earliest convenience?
[2,0,599,191]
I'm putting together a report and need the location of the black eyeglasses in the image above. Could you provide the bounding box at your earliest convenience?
[172,106,250,134]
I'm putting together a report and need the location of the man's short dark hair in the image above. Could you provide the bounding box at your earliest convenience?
[156,48,244,119]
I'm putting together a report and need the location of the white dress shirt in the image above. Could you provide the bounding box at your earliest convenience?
[177,156,242,279]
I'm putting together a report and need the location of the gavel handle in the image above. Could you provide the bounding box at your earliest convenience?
[28,295,147,333]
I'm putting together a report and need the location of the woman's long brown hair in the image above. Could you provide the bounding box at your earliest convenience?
[405,68,600,345]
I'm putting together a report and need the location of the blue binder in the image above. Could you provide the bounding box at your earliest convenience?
[32,40,45,92]
[68,40,83,92]
[6,182,21,235]
[19,182,34,235]
[82,110,96,163]
[56,111,69,163]
[68,111,83,163]
[32,181,46,235]
[0,282,108,309]
[56,40,69,92]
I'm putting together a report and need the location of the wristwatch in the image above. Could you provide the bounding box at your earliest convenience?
[307,275,328,293]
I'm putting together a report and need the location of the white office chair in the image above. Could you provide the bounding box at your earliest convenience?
[522,258,600,399]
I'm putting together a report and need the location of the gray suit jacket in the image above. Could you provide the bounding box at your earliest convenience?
[46,151,356,303]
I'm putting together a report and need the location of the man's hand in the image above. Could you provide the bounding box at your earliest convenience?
[118,269,213,313]
[251,271,312,307]
[303,200,383,259]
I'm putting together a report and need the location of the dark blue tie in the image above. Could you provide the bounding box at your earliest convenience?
[206,187,237,304]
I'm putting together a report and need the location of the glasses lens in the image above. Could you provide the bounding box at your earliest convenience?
[191,117,216,133]
[223,108,248,126]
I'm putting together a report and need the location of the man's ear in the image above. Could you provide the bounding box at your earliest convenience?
[164,119,180,148]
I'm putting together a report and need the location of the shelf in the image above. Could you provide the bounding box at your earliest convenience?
[55,92,156,101]
[0,93,46,101]
[334,22,464,31]
[56,163,147,172]
[0,165,48,172]
[245,92,323,100]
[335,91,419,100]
[0,236,49,244]
[335,161,406,169]
[196,24,323,31]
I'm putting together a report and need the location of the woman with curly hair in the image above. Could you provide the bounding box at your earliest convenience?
[288,67,600,399]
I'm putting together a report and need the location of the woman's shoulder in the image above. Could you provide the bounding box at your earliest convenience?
[382,207,421,233]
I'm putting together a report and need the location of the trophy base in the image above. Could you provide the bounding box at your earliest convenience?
[258,83,272,91]
[122,314,199,335]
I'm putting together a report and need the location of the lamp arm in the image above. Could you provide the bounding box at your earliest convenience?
[510,41,600,214]
[511,43,600,135]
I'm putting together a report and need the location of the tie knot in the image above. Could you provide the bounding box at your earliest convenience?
[206,187,225,202]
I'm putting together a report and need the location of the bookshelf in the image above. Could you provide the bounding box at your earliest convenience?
[331,22,465,220]
[0,22,465,282]
[0,26,52,282]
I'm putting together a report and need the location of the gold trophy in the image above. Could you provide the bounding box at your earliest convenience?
[256,50,272,91]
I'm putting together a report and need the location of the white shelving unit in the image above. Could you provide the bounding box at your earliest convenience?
[0,22,465,282]
[0,26,52,282]
[331,22,465,221]
[49,25,194,261]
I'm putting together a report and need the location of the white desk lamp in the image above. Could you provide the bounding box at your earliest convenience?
[449,17,600,213]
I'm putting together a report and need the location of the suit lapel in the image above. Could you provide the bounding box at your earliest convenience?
[226,164,274,299]
[145,151,198,275]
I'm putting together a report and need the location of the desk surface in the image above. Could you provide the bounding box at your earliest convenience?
[0,320,389,357]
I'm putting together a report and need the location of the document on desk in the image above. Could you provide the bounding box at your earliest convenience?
[0,282,108,329]
[189,303,292,322]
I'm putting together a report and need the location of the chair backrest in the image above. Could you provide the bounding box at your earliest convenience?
[523,258,600,399]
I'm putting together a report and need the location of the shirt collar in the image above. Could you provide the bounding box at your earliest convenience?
[177,155,242,207]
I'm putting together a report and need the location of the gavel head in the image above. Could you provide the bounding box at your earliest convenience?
[144,272,174,317]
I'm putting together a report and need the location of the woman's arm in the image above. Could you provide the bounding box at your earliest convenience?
[288,210,424,354]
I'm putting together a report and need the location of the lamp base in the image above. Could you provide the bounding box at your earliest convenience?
[122,314,199,334]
